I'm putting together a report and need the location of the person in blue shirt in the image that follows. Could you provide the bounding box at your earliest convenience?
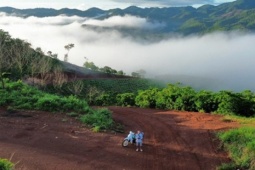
[135,130,144,152]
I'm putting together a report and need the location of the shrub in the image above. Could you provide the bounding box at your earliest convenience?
[94,93,115,106]
[214,91,242,115]
[135,88,159,108]
[35,94,89,113]
[35,94,63,111]
[5,79,24,91]
[155,84,183,110]
[0,90,9,106]
[217,162,237,170]
[0,158,14,170]
[92,126,100,132]
[80,108,113,130]
[195,90,217,113]
[116,93,135,106]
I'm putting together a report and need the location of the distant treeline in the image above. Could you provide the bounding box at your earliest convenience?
[47,79,255,117]
[117,83,255,117]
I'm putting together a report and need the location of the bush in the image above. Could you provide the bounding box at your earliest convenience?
[80,108,113,130]
[218,127,255,169]
[92,126,101,132]
[116,93,135,106]
[0,90,9,106]
[35,94,89,113]
[214,91,242,115]
[94,93,115,106]
[195,90,217,113]
[135,88,159,108]
[217,162,237,170]
[0,158,14,170]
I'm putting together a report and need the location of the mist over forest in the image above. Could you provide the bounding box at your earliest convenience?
[1,12,255,92]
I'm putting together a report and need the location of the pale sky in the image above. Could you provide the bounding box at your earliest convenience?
[0,0,236,10]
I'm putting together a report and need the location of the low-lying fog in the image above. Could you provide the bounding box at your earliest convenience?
[1,13,255,91]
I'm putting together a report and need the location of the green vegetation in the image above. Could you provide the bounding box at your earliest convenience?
[0,159,14,170]
[116,93,136,107]
[80,108,113,131]
[47,79,255,117]
[217,115,255,170]
[223,115,255,126]
[0,79,113,131]
[133,84,255,117]
[179,18,206,34]
[84,61,125,76]
[217,127,255,169]
[0,79,90,113]
[45,78,163,106]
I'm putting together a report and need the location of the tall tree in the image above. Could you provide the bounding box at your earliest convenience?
[11,38,32,78]
[67,80,84,96]
[0,30,12,88]
[137,69,146,78]
[38,56,52,86]
[84,61,99,71]
[47,51,58,59]
[64,43,74,62]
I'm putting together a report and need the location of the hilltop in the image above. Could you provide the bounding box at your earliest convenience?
[1,0,255,35]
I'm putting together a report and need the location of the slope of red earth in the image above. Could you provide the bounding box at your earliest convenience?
[0,107,239,170]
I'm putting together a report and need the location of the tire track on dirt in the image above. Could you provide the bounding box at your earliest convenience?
[150,112,203,170]
[128,109,187,170]
[128,108,201,169]
[126,109,160,170]
[111,107,152,170]
[0,107,236,170]
[111,107,210,170]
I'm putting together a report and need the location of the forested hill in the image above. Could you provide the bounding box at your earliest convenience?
[1,0,255,35]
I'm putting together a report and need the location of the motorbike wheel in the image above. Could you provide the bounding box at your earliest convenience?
[122,139,129,147]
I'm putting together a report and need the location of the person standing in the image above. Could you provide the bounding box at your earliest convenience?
[135,130,144,152]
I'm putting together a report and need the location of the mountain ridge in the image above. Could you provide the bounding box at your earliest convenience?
[1,0,255,35]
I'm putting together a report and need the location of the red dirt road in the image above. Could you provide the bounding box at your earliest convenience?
[0,107,239,170]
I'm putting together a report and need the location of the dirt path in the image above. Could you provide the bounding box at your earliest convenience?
[0,107,238,170]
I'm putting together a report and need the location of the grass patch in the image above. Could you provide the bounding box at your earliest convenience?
[217,127,255,169]
[222,115,255,126]
[0,158,14,170]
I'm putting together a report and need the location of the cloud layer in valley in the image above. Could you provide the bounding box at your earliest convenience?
[0,13,254,91]
[84,15,165,29]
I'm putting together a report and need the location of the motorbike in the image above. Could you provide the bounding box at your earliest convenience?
[122,131,136,147]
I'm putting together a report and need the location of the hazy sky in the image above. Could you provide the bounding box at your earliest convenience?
[0,0,236,10]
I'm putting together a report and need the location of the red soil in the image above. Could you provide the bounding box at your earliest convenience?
[0,107,239,170]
